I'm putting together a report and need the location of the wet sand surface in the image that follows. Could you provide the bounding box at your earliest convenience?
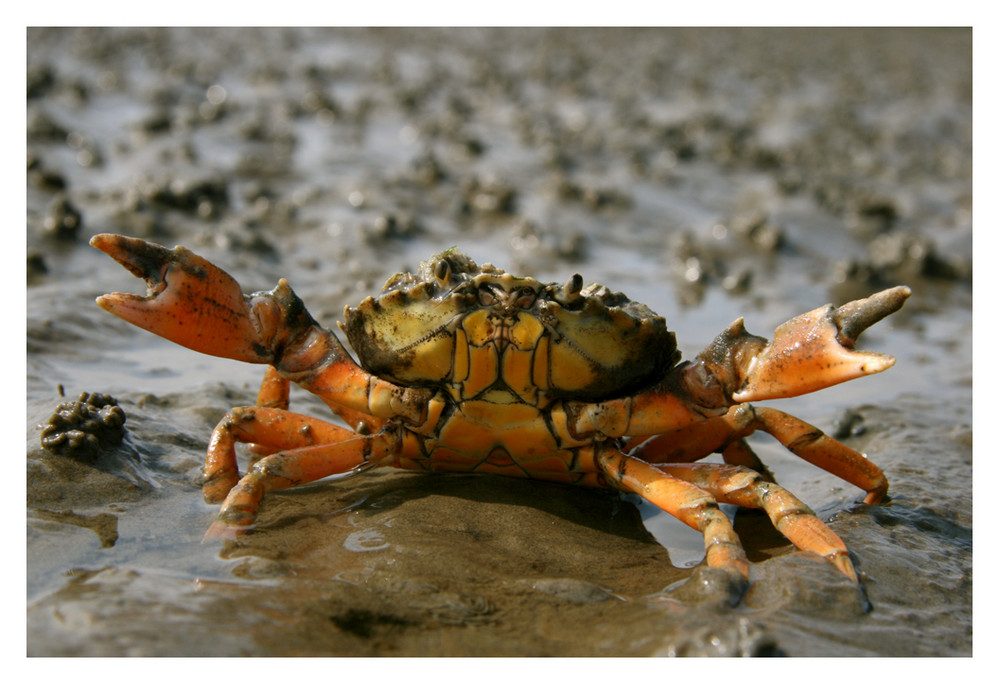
[27,28,971,656]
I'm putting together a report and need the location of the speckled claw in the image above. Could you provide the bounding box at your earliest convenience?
[91,233,274,364]
[732,286,911,402]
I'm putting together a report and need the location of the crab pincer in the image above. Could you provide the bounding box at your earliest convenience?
[90,233,322,367]
[731,287,911,403]
[91,234,270,363]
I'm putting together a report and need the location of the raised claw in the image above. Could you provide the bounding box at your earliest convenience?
[732,286,911,402]
[91,233,273,364]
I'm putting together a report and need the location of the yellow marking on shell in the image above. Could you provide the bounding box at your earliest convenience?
[464,344,499,398]
[509,312,544,350]
[453,328,470,382]
[435,398,556,458]
[502,347,537,404]
[548,342,599,394]
[343,286,467,385]
[501,314,546,403]
[462,309,493,345]
[544,302,665,396]
[460,310,499,398]
[532,335,550,391]
[401,332,455,381]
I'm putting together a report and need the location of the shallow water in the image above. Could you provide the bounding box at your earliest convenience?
[27,27,971,656]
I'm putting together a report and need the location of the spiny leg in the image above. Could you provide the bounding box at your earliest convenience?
[655,462,857,581]
[598,449,750,580]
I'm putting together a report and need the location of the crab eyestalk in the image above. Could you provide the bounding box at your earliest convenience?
[90,234,316,366]
[555,273,584,306]
[691,286,911,404]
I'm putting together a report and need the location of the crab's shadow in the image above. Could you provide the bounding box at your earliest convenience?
[295,471,650,537]
[229,469,795,578]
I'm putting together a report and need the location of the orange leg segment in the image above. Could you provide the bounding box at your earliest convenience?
[598,449,751,580]
[721,439,776,482]
[248,366,385,457]
[633,403,886,504]
[202,406,397,536]
[749,405,888,504]
[256,366,291,410]
[247,367,291,457]
[655,463,857,581]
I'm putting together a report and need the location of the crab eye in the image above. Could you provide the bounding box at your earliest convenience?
[557,274,584,306]
[434,259,451,286]
[513,287,537,309]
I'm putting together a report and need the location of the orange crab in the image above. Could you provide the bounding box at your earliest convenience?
[91,234,910,587]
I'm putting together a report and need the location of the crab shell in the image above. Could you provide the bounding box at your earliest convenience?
[342,250,679,402]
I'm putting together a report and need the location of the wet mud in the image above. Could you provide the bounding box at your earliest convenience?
[27,28,971,656]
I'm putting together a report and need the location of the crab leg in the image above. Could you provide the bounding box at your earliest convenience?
[655,463,857,581]
[719,440,776,482]
[206,406,323,502]
[204,405,387,502]
[244,367,292,457]
[747,405,887,504]
[248,366,385,459]
[633,403,886,504]
[632,433,776,482]
[202,406,397,536]
[255,367,291,411]
[597,449,751,581]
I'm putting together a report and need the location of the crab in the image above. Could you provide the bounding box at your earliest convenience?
[91,233,910,587]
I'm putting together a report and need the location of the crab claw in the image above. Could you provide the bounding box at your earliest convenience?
[731,286,911,402]
[91,234,274,364]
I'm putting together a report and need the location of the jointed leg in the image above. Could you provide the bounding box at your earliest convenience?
[256,366,290,410]
[656,462,856,581]
[203,406,392,505]
[632,426,776,482]
[206,436,393,538]
[249,366,386,457]
[246,367,291,457]
[598,449,750,580]
[748,405,887,504]
[633,403,886,504]
[721,439,775,482]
